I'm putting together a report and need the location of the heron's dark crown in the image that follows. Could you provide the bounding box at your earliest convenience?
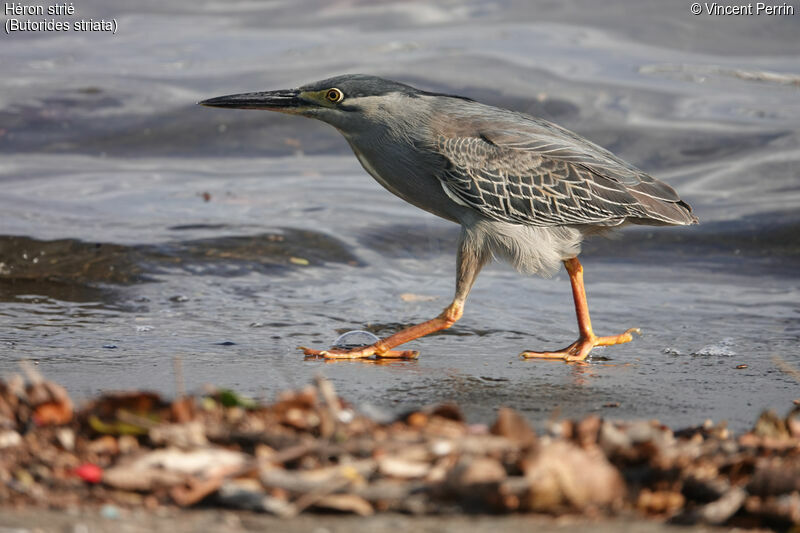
[300,74,473,102]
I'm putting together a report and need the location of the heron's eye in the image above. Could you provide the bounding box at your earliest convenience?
[325,88,344,103]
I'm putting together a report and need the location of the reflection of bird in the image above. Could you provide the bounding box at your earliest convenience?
[201,75,697,361]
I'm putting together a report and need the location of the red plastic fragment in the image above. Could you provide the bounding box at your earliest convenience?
[74,463,103,484]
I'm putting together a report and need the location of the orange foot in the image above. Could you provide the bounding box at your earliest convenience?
[520,328,641,362]
[299,345,419,360]
[298,303,464,361]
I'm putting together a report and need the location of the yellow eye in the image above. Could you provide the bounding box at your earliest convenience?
[325,88,343,103]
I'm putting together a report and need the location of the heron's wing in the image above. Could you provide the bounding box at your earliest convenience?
[433,120,696,227]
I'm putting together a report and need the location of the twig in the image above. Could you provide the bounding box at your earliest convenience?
[772,355,800,383]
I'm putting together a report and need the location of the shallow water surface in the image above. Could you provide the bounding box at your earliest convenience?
[1,0,799,432]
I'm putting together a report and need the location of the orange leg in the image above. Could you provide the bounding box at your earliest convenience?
[521,257,640,362]
[299,230,489,360]
[300,303,463,359]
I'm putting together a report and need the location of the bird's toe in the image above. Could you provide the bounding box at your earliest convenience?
[375,349,420,359]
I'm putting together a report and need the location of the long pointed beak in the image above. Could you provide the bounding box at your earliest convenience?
[198,89,302,110]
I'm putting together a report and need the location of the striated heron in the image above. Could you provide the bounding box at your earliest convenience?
[200,74,697,362]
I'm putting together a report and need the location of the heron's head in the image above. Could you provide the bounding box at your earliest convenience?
[199,74,467,134]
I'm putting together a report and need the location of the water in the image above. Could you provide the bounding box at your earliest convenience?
[1,0,799,432]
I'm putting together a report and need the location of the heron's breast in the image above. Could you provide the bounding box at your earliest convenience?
[347,142,466,224]
[352,149,406,199]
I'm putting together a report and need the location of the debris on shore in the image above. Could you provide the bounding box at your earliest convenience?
[1,366,798,529]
